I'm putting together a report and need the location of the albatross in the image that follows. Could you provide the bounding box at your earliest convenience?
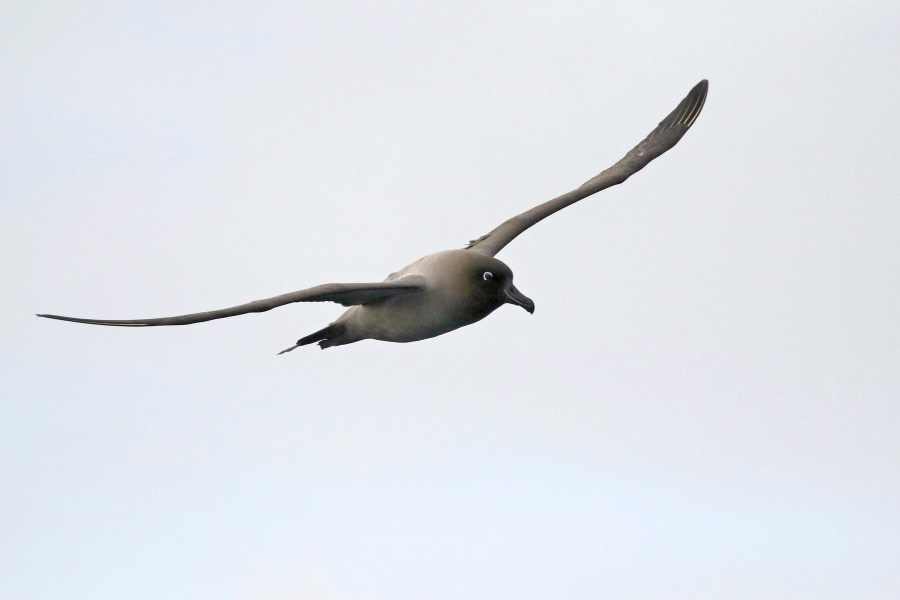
[38,80,708,353]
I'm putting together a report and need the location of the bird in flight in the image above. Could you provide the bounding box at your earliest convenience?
[38,80,708,353]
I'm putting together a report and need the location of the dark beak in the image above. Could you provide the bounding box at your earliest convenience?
[505,284,535,314]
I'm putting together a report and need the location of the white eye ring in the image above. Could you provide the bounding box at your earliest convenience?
[482,271,494,281]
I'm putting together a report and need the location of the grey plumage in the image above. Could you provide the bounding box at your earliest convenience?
[37,80,708,352]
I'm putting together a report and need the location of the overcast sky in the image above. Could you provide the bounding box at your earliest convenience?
[3,2,899,599]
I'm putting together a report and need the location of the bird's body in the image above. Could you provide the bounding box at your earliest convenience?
[288,250,532,351]
[38,80,708,352]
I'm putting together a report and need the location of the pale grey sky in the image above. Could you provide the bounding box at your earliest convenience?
[3,2,899,599]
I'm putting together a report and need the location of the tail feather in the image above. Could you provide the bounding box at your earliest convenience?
[277,322,346,354]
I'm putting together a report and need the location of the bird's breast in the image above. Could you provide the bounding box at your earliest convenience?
[343,284,496,343]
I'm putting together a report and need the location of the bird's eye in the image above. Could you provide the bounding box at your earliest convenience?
[482,271,494,281]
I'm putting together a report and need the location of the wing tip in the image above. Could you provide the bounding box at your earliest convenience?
[36,313,151,327]
[37,313,67,321]
[677,79,709,129]
[685,79,709,126]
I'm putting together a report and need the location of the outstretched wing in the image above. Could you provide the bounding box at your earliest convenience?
[36,277,425,327]
[466,79,708,257]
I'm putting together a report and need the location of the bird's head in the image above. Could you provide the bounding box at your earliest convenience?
[462,253,535,316]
